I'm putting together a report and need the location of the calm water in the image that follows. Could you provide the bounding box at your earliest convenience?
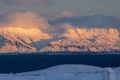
[0,52,120,73]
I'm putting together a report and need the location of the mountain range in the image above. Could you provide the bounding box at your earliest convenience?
[0,28,119,53]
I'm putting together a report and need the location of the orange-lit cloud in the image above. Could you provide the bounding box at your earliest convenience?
[0,12,51,43]
[6,12,49,31]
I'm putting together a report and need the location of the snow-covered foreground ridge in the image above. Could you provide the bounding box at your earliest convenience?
[0,64,120,80]
[0,27,120,53]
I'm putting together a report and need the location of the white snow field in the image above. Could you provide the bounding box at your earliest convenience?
[0,64,119,80]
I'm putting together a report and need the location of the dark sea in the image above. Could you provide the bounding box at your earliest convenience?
[0,52,120,73]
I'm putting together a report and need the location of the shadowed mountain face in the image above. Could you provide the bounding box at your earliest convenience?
[49,14,120,28]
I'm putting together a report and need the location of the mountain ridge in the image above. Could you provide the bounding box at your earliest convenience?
[40,28,120,52]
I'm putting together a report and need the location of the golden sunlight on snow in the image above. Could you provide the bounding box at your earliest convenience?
[62,24,119,41]
[0,27,51,43]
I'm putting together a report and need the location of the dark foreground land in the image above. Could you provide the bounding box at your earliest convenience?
[0,52,120,73]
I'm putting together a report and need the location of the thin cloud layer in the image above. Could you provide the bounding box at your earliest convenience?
[53,11,76,18]
[2,0,55,6]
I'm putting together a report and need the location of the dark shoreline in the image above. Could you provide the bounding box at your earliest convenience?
[0,52,120,73]
[0,51,120,55]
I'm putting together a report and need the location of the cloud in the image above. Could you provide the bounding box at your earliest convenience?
[2,0,55,6]
[56,11,75,18]
[0,12,119,45]
[49,11,77,18]
[6,12,49,31]
[49,14,120,28]
[0,12,51,43]
[62,24,80,39]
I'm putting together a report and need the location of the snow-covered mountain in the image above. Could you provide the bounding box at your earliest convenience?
[0,28,120,53]
[0,34,36,53]
[40,28,120,52]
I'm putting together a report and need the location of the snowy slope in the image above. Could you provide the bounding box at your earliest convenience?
[0,34,36,53]
[0,64,119,80]
[0,65,105,80]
